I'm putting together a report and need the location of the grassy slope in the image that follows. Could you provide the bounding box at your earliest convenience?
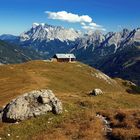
[0,61,140,140]
[0,60,123,106]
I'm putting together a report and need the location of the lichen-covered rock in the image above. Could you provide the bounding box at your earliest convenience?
[1,89,62,122]
[90,89,103,96]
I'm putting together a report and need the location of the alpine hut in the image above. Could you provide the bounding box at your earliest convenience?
[52,54,76,62]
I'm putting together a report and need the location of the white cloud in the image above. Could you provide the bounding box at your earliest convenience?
[45,11,106,32]
[80,22,86,26]
[82,22,106,31]
[89,22,102,28]
[82,25,106,31]
[45,11,92,23]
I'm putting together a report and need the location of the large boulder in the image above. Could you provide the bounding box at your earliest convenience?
[90,89,103,96]
[0,89,62,123]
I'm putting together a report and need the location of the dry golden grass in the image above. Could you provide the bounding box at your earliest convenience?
[0,60,140,140]
[32,110,105,140]
[0,60,124,106]
[99,110,140,140]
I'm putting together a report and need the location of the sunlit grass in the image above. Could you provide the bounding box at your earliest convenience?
[0,61,140,139]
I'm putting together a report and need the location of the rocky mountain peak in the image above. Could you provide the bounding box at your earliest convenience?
[20,23,81,42]
[75,31,105,50]
[32,22,40,28]
[133,28,140,42]
[120,28,130,38]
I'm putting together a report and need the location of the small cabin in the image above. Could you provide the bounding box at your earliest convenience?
[52,54,76,62]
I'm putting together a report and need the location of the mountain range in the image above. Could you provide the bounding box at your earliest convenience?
[0,23,140,85]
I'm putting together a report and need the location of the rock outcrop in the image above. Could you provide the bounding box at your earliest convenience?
[0,89,62,123]
[90,89,103,96]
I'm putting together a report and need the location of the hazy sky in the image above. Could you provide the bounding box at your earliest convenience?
[0,0,140,35]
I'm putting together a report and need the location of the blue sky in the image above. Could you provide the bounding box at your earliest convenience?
[0,0,140,35]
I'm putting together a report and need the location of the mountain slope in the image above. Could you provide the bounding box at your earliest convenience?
[1,24,140,85]
[0,61,140,140]
[19,23,81,58]
[94,45,140,85]
[73,28,140,63]
[72,28,140,85]
[0,40,42,64]
[0,60,124,106]
[0,34,18,42]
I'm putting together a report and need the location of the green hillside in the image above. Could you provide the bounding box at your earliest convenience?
[0,40,41,64]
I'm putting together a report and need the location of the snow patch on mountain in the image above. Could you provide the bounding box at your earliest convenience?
[134,28,140,42]
[32,23,40,28]
[20,23,81,42]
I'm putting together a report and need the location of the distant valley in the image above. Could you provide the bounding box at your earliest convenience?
[0,23,140,85]
[0,40,42,64]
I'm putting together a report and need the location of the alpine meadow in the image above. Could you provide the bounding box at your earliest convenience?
[0,0,140,140]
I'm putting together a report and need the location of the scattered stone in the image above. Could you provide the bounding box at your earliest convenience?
[0,89,62,123]
[48,117,53,121]
[7,134,10,137]
[77,64,82,68]
[65,109,68,112]
[90,89,103,96]
[94,72,117,85]
[14,122,19,124]
[96,113,112,133]
[124,80,136,87]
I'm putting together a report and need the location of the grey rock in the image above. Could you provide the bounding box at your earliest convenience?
[90,89,103,96]
[1,89,62,122]
[0,113,2,121]
[76,31,105,51]
[96,113,112,133]
[20,23,81,42]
